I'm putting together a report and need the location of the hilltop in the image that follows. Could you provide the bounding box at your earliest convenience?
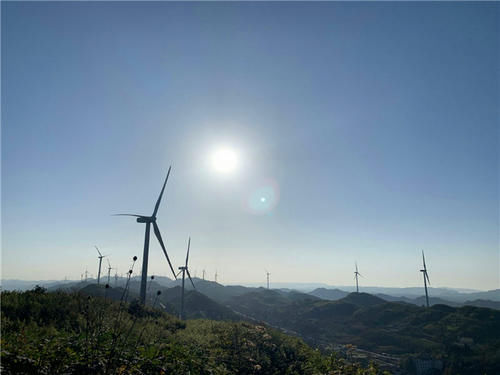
[0,288,380,375]
[73,282,241,322]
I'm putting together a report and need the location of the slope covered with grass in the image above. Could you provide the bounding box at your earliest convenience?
[1,287,385,375]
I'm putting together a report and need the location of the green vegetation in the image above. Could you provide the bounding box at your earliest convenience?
[79,283,240,321]
[226,290,500,374]
[1,287,388,375]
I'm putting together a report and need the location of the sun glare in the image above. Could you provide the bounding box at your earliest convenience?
[211,148,239,174]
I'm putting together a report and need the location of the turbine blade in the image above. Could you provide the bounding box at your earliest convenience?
[152,222,177,279]
[355,262,358,273]
[186,269,196,289]
[107,259,111,268]
[422,250,427,270]
[95,246,102,257]
[185,237,191,267]
[152,166,171,217]
[426,271,430,285]
[113,214,145,218]
[176,270,183,278]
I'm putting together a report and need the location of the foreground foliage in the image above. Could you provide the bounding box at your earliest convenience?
[1,288,387,375]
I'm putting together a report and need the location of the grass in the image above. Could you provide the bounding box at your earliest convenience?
[1,287,389,375]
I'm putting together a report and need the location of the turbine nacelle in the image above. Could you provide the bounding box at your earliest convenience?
[136,216,155,223]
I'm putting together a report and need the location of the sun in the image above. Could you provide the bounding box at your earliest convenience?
[210,147,239,174]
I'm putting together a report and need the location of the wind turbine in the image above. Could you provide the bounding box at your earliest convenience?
[215,270,218,283]
[202,269,205,280]
[354,262,362,293]
[115,167,177,304]
[177,237,195,320]
[265,269,270,289]
[420,251,430,307]
[106,259,115,285]
[95,246,107,285]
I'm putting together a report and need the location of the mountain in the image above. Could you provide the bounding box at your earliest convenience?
[57,281,241,322]
[340,292,386,307]
[1,279,68,291]
[309,287,500,310]
[157,286,241,321]
[225,289,500,374]
[309,287,349,301]
[1,288,376,374]
[373,294,500,310]
[463,299,500,310]
[311,286,500,303]
[186,279,258,303]
[456,289,500,303]
[79,283,135,301]
[375,293,461,307]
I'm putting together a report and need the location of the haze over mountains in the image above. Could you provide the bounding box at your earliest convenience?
[3,277,499,309]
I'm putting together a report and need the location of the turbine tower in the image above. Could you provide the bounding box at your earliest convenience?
[115,167,177,305]
[95,246,106,285]
[354,262,362,293]
[215,270,218,283]
[202,269,205,280]
[420,251,430,307]
[178,237,195,320]
[265,270,270,289]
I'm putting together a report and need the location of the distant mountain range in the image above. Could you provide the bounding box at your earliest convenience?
[4,278,499,308]
[309,287,500,310]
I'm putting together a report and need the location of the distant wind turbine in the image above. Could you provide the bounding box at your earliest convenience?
[95,246,107,285]
[115,167,177,304]
[354,262,362,293]
[177,237,195,320]
[265,269,270,289]
[106,259,115,285]
[420,251,431,307]
[215,270,218,283]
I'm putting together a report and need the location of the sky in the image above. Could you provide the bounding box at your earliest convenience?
[2,2,498,290]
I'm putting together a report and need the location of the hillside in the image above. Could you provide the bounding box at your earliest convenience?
[308,286,500,304]
[226,290,500,374]
[310,287,500,310]
[0,288,381,375]
[157,286,241,321]
[310,287,350,301]
[75,282,241,322]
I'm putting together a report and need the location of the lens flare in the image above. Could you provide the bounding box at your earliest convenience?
[247,180,280,215]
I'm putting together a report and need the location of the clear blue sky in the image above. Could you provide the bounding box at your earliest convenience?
[2,2,498,289]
